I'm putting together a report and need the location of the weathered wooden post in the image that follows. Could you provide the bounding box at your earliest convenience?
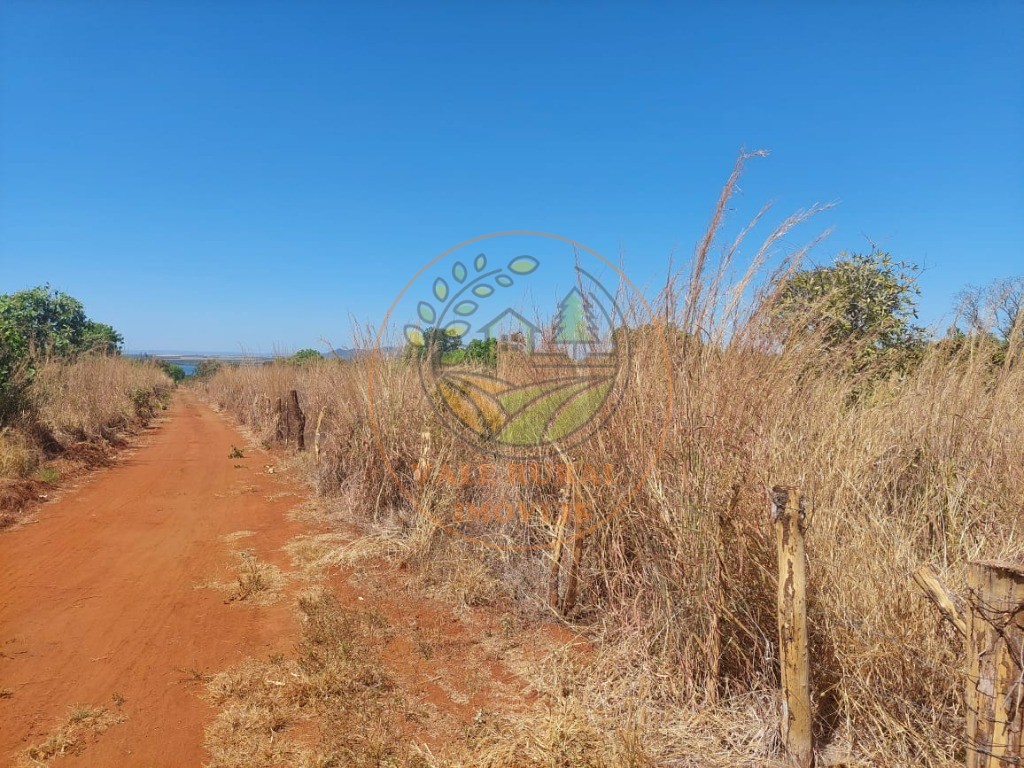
[275,397,285,444]
[965,561,1024,767]
[913,560,1024,766]
[289,390,306,451]
[313,407,326,466]
[413,430,431,485]
[548,482,570,612]
[560,521,585,615]
[770,485,814,768]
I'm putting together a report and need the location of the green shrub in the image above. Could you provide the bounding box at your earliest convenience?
[156,361,187,383]
[194,359,222,380]
[290,349,324,365]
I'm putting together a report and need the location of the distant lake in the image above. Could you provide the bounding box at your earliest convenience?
[130,353,277,376]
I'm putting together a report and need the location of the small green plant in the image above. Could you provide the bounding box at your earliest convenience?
[228,445,245,459]
[464,337,498,367]
[130,386,153,413]
[35,466,59,484]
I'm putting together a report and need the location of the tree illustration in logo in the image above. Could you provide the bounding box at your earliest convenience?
[554,288,599,358]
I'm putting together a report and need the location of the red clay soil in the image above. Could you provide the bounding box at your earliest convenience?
[0,391,308,766]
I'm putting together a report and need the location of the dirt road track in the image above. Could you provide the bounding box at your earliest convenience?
[0,391,306,766]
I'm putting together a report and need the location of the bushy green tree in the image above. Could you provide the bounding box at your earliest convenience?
[290,348,324,365]
[411,327,462,362]
[463,337,498,367]
[0,285,89,356]
[82,321,124,354]
[0,323,29,399]
[0,285,124,413]
[773,250,925,373]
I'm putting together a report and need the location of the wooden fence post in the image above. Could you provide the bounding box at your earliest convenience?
[770,485,814,768]
[913,561,1024,766]
[313,407,326,466]
[965,561,1024,767]
[288,390,306,451]
[275,397,285,444]
[560,522,585,615]
[548,483,570,611]
[413,430,431,485]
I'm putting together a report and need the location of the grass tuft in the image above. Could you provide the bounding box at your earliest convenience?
[22,705,123,765]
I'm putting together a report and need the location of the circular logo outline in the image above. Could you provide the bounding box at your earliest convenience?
[412,261,632,460]
[368,230,674,551]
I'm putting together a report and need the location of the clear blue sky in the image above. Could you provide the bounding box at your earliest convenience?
[1,1,1021,353]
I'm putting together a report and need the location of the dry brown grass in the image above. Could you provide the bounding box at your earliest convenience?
[0,355,171,526]
[204,589,430,768]
[197,549,287,605]
[0,426,37,477]
[201,157,1022,766]
[20,704,124,765]
[28,355,170,445]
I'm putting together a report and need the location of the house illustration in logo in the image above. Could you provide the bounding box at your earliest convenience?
[476,308,542,353]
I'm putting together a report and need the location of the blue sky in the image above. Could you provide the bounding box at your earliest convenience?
[1,2,1021,353]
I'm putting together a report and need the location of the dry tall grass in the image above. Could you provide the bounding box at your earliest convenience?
[28,355,171,444]
[0,355,171,522]
[201,160,1022,766]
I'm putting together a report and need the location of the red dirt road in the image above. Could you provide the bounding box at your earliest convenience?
[0,392,306,766]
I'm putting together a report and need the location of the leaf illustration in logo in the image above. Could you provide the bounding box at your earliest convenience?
[433,278,449,301]
[508,256,539,275]
[474,254,487,271]
[418,302,436,324]
[445,320,470,337]
[404,325,425,346]
[454,301,477,316]
[495,275,514,288]
[437,374,507,438]
[495,379,592,446]
[473,284,494,297]
[452,262,468,283]
[546,379,613,441]
[493,377,612,446]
